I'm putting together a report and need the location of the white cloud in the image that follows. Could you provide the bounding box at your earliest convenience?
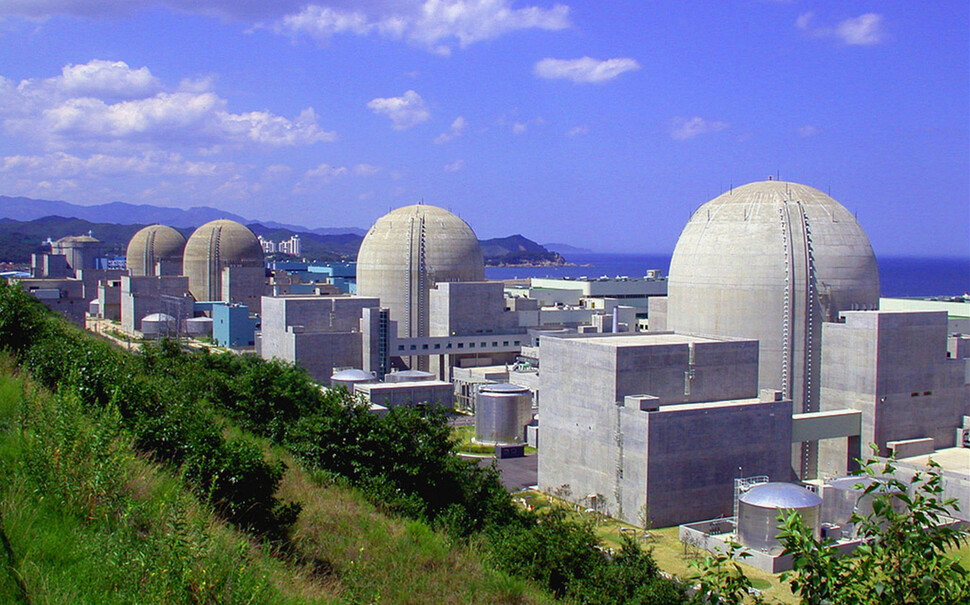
[366,90,430,130]
[798,124,818,137]
[669,116,729,140]
[444,159,465,172]
[534,56,640,84]
[305,163,348,181]
[58,59,161,98]
[2,2,571,54]
[293,160,380,192]
[0,59,335,150]
[566,124,588,136]
[0,1,307,21]
[512,122,528,135]
[0,151,231,178]
[0,149,249,203]
[434,115,467,143]
[354,163,380,176]
[272,0,570,54]
[796,12,887,46]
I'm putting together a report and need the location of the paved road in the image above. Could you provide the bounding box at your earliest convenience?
[475,454,538,492]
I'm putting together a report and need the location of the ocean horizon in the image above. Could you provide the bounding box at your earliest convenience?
[485,253,970,299]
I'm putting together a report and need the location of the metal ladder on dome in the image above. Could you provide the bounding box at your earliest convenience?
[796,200,819,479]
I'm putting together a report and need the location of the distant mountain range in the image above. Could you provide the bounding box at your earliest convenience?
[0,199,567,266]
[542,242,593,254]
[0,196,366,236]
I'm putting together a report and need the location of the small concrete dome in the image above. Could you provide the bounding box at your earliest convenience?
[126,224,186,277]
[331,368,373,382]
[385,369,436,383]
[142,312,176,323]
[182,219,263,302]
[357,204,484,339]
[56,234,100,244]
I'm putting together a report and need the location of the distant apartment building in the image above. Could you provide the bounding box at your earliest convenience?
[258,234,301,256]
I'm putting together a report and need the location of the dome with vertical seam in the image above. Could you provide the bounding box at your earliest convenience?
[666,181,879,453]
[126,224,185,277]
[356,204,483,339]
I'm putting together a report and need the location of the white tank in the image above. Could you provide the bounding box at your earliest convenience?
[330,368,376,390]
[475,383,533,446]
[737,482,822,552]
[822,476,904,536]
[384,369,436,383]
[140,312,176,337]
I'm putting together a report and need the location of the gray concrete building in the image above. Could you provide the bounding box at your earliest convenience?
[120,274,193,335]
[354,379,454,409]
[258,295,382,383]
[818,310,970,477]
[537,331,794,527]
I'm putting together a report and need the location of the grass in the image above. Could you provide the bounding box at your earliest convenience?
[0,360,554,605]
[269,439,554,604]
[516,490,799,604]
[452,424,538,456]
[0,364,330,605]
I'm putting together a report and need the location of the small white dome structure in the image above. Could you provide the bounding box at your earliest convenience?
[356,204,484,340]
[330,368,376,390]
[140,312,177,337]
[737,482,822,552]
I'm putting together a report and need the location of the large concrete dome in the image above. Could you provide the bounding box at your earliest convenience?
[126,224,186,277]
[183,219,263,303]
[356,204,484,339]
[666,180,879,475]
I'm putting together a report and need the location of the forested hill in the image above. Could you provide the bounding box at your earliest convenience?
[0,216,566,265]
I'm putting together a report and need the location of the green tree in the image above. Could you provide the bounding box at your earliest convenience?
[776,457,969,605]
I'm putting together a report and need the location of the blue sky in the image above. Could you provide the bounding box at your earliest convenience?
[0,1,966,257]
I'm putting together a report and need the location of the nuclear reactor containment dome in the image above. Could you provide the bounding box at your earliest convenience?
[666,181,879,476]
[182,219,264,303]
[52,234,104,273]
[356,204,484,339]
[737,482,822,552]
[126,224,186,277]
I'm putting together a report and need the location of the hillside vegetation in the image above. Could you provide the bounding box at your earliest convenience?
[0,282,686,604]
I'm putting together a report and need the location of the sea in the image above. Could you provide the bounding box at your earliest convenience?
[485,253,970,299]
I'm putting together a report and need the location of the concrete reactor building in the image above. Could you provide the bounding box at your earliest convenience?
[182,219,265,312]
[356,204,485,369]
[664,180,880,478]
[126,224,186,277]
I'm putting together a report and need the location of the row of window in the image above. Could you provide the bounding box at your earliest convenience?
[397,340,522,352]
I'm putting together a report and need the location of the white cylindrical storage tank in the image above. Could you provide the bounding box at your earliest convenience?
[737,482,822,552]
[184,316,213,337]
[822,477,903,536]
[140,312,176,337]
[475,383,533,446]
[330,368,376,390]
[385,369,436,383]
